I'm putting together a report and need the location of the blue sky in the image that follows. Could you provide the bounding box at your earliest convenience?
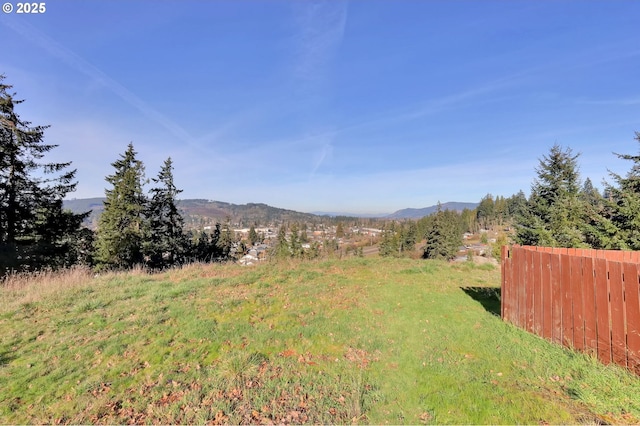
[1,1,639,214]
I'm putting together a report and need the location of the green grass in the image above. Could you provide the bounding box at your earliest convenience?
[1,258,639,424]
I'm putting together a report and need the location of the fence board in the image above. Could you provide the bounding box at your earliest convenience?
[517,247,527,329]
[561,255,574,347]
[609,262,627,367]
[570,256,585,351]
[526,249,536,332]
[541,251,553,341]
[582,257,598,354]
[550,254,563,345]
[501,246,508,320]
[624,263,640,374]
[593,258,612,364]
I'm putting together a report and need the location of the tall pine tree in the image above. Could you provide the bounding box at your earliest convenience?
[603,132,640,249]
[423,204,461,260]
[515,144,587,248]
[95,143,147,269]
[0,75,88,274]
[142,157,187,269]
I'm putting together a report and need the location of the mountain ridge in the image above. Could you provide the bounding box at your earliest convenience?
[63,198,479,227]
[386,202,479,219]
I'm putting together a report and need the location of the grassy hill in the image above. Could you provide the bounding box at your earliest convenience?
[1,258,639,424]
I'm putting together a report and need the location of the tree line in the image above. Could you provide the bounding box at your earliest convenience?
[378,193,526,261]
[513,139,640,250]
[92,143,240,271]
[0,76,239,275]
[377,136,640,260]
[4,74,640,274]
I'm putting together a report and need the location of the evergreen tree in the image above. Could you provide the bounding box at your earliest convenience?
[494,195,507,225]
[506,190,528,219]
[603,132,640,249]
[289,223,303,258]
[514,144,587,248]
[579,178,622,249]
[248,225,259,246]
[299,223,309,243]
[379,222,399,257]
[272,224,290,260]
[217,218,234,260]
[459,208,477,234]
[476,194,495,230]
[95,143,147,269]
[191,230,210,262]
[423,204,461,260]
[142,158,187,269]
[306,241,321,259]
[399,221,417,253]
[210,223,222,259]
[0,75,88,273]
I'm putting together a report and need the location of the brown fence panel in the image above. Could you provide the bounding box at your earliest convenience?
[561,254,574,347]
[609,262,627,367]
[550,254,563,345]
[624,263,640,373]
[525,249,536,332]
[501,245,640,375]
[501,246,508,320]
[541,251,553,341]
[517,247,527,329]
[582,256,598,354]
[594,257,612,365]
[532,250,543,336]
[570,255,585,351]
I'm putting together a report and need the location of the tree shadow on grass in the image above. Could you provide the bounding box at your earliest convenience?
[461,287,501,316]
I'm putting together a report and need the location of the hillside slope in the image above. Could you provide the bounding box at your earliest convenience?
[1,258,638,424]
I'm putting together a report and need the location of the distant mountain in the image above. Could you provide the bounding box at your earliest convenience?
[63,198,478,228]
[386,202,479,219]
[64,198,325,229]
[63,197,106,229]
[176,199,320,227]
[311,211,388,218]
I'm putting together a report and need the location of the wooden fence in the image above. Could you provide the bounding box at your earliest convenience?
[501,245,640,374]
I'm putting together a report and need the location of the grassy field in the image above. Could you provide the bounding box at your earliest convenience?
[1,257,640,424]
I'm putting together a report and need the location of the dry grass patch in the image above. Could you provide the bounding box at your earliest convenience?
[0,266,95,310]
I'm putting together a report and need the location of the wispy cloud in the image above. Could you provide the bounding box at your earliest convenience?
[286,1,349,176]
[292,0,348,88]
[577,97,640,107]
[1,18,198,148]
